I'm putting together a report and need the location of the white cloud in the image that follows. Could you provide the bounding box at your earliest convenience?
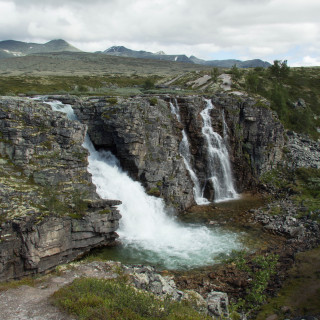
[299,56,320,67]
[0,0,319,65]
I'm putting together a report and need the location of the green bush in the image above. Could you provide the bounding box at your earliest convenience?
[235,254,279,310]
[106,97,118,105]
[230,64,242,82]
[211,67,220,83]
[149,97,158,106]
[268,60,290,82]
[143,78,155,90]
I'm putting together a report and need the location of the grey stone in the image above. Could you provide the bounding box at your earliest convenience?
[206,291,229,318]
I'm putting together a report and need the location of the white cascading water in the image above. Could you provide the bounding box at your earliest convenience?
[201,99,238,202]
[48,100,242,270]
[170,101,209,205]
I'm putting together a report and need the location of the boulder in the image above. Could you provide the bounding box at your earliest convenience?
[206,291,229,318]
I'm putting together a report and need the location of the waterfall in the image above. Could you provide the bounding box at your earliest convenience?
[169,100,181,122]
[169,101,209,205]
[200,99,238,202]
[48,99,242,270]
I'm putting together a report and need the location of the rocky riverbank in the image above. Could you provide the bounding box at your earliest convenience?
[0,260,230,320]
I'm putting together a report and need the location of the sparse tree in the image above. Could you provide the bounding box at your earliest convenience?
[245,71,260,93]
[269,60,290,82]
[211,67,220,83]
[143,78,155,90]
[230,64,242,82]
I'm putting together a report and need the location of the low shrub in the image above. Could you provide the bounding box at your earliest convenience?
[52,277,210,320]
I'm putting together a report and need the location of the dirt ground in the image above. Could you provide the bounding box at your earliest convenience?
[0,261,120,320]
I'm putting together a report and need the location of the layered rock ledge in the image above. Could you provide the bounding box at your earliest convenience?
[0,97,121,281]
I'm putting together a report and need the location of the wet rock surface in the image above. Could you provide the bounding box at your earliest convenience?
[167,94,285,199]
[73,96,195,211]
[211,94,285,189]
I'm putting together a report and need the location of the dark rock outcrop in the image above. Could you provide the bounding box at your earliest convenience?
[170,94,285,196]
[0,97,121,281]
[0,206,120,281]
[73,94,285,207]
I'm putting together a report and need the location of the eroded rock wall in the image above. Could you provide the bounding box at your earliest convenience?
[74,96,195,211]
[74,94,285,205]
[211,94,285,189]
[168,94,285,197]
[0,97,121,281]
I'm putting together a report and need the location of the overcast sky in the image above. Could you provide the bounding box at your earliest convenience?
[0,0,319,66]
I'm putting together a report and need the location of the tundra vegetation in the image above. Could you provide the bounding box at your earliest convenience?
[53,276,211,320]
[0,58,319,319]
[0,60,319,137]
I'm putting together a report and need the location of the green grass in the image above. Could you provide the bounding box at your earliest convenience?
[261,167,320,221]
[0,276,42,292]
[52,277,211,320]
[0,75,158,96]
[256,246,320,320]
[233,65,320,138]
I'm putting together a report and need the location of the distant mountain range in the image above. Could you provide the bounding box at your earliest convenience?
[0,39,81,57]
[0,39,271,68]
[103,46,192,63]
[103,45,271,68]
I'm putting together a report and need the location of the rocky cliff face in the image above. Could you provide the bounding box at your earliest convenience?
[212,94,285,187]
[73,96,195,211]
[0,97,121,281]
[165,94,285,200]
[74,93,285,205]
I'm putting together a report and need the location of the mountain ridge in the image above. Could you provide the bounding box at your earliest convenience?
[103,45,271,68]
[0,39,271,67]
[103,45,191,63]
[0,39,81,57]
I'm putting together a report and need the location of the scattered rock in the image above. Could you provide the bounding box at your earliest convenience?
[286,132,320,169]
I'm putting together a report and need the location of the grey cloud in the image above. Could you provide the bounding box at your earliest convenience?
[0,0,319,65]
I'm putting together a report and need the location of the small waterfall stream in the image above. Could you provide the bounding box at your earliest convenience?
[48,100,243,270]
[170,101,209,205]
[170,99,238,204]
[201,99,238,202]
